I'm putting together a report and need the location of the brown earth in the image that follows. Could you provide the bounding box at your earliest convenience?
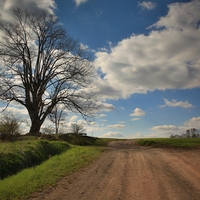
[30,140,200,200]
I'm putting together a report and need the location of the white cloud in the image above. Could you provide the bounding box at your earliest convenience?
[101,132,124,138]
[149,1,200,30]
[150,116,200,137]
[80,43,95,53]
[151,125,182,137]
[0,102,28,116]
[69,115,78,122]
[99,114,106,117]
[94,0,200,100]
[0,0,56,22]
[107,124,125,129]
[184,116,200,129]
[96,101,116,112]
[74,0,88,7]
[151,125,179,132]
[93,77,121,100]
[161,98,195,108]
[131,118,140,121]
[130,108,146,117]
[138,1,156,10]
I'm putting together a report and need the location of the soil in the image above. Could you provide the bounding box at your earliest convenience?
[30,140,200,200]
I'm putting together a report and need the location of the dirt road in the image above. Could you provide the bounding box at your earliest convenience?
[31,140,200,200]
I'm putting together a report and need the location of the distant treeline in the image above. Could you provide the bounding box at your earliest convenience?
[170,128,200,138]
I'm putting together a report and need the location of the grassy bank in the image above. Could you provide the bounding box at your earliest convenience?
[0,140,70,179]
[0,135,113,179]
[42,133,118,146]
[136,138,200,148]
[0,145,105,200]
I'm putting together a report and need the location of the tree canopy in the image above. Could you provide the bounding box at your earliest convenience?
[70,123,86,135]
[0,9,97,135]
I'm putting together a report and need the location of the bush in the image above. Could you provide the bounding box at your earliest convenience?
[0,114,21,141]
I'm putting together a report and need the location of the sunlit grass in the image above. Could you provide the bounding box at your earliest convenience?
[0,146,105,200]
[0,140,70,179]
[0,136,115,199]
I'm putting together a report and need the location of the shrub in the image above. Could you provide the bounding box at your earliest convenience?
[0,114,21,141]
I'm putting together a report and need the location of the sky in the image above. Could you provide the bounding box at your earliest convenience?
[0,0,200,138]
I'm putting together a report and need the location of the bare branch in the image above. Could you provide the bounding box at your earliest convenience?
[0,9,97,135]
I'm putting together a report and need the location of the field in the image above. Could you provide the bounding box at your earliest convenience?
[136,137,200,148]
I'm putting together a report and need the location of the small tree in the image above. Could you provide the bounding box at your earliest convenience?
[48,104,66,134]
[0,9,97,135]
[70,123,86,135]
[0,114,21,140]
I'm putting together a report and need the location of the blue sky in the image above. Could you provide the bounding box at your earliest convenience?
[0,0,200,138]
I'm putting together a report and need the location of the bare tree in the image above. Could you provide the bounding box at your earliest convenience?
[48,104,66,134]
[0,9,97,135]
[70,123,86,135]
[0,113,21,140]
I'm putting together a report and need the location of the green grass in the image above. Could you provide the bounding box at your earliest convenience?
[57,134,118,146]
[0,145,105,200]
[57,134,98,145]
[93,137,120,146]
[0,140,70,179]
[40,133,119,146]
[136,138,200,148]
[0,135,116,199]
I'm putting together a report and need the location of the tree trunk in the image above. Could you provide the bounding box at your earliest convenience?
[55,126,58,134]
[28,118,43,136]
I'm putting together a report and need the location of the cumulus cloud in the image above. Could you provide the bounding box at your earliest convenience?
[96,101,116,112]
[151,125,182,137]
[150,115,200,137]
[0,0,56,22]
[93,77,122,100]
[99,114,106,117]
[130,108,146,117]
[184,116,200,129]
[69,115,78,122]
[101,132,124,138]
[149,1,200,30]
[94,0,200,100]
[131,118,140,121]
[0,101,29,116]
[107,124,125,129]
[74,0,88,7]
[161,98,195,108]
[130,108,145,121]
[138,1,156,10]
[151,125,179,132]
